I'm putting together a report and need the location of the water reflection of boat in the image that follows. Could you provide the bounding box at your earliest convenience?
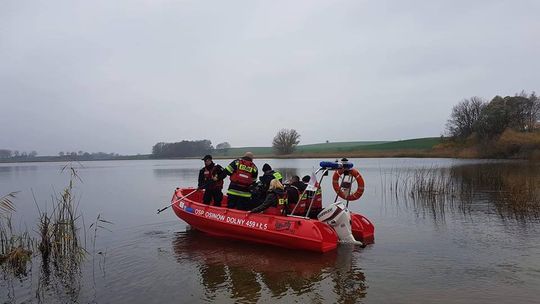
[172,230,367,302]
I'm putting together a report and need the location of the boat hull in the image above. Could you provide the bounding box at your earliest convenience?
[351,213,375,243]
[171,188,374,252]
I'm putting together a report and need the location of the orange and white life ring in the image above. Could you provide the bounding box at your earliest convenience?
[332,168,365,201]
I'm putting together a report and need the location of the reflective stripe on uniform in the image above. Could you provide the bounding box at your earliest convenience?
[227,189,252,198]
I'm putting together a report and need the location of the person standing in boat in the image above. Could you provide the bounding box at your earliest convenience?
[291,175,307,193]
[249,163,283,207]
[219,152,258,210]
[284,175,304,215]
[259,163,283,193]
[249,179,287,215]
[198,155,224,207]
[301,175,323,218]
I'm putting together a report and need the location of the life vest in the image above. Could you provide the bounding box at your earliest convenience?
[230,158,256,187]
[203,164,223,189]
[259,170,283,192]
[295,188,313,215]
[263,190,288,215]
[294,187,322,215]
[311,188,322,210]
[272,171,283,181]
[276,192,288,214]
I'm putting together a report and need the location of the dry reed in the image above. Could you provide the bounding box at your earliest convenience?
[0,215,33,276]
[384,163,540,222]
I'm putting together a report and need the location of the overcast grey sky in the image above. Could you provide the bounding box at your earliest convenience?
[1,0,539,155]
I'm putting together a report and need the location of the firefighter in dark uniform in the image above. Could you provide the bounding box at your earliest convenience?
[284,175,303,206]
[283,175,306,215]
[219,152,258,211]
[248,163,282,207]
[198,155,224,206]
[249,179,287,214]
[259,163,283,189]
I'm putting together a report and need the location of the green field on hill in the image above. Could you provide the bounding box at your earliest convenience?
[212,138,440,157]
[295,141,387,152]
[348,137,441,151]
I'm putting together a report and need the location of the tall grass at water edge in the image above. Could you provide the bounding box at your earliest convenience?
[381,163,540,222]
[0,212,33,276]
[1,165,112,302]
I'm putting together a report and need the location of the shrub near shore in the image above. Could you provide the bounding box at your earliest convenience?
[434,130,540,159]
[442,91,540,159]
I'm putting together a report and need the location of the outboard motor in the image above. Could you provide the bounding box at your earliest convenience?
[317,202,363,245]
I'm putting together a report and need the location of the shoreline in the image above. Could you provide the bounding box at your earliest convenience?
[0,149,531,164]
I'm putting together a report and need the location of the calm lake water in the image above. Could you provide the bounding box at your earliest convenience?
[1,158,539,303]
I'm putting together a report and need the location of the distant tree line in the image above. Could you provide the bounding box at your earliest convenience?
[0,149,126,161]
[446,91,540,140]
[0,150,38,159]
[151,140,214,158]
[57,151,122,160]
[150,132,304,158]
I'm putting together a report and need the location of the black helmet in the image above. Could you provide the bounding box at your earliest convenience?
[201,155,212,161]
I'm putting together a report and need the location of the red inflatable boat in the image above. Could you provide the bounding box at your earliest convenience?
[171,188,374,253]
[170,160,374,253]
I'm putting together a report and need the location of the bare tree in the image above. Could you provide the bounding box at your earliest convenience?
[272,129,300,155]
[523,91,540,131]
[446,97,486,139]
[506,95,530,132]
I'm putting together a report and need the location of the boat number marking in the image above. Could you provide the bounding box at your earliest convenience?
[190,209,268,230]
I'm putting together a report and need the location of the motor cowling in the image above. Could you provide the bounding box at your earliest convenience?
[317,202,362,245]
